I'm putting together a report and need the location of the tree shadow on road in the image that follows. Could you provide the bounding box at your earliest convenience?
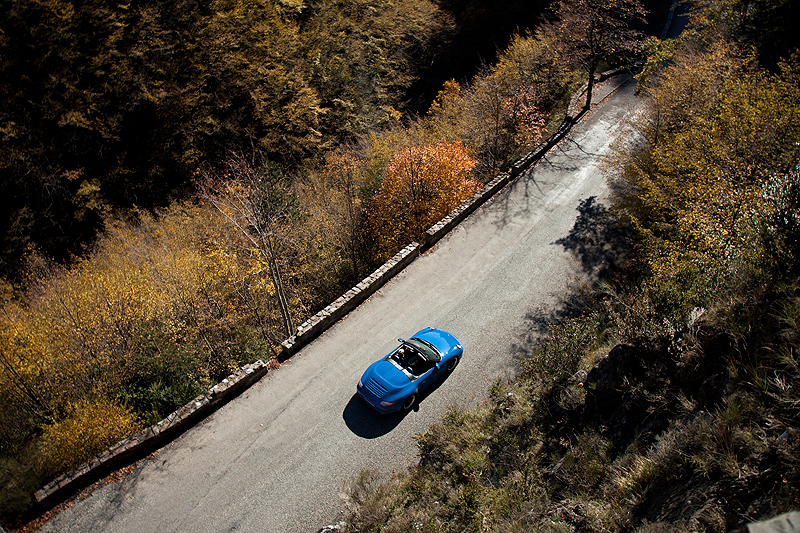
[555,196,634,284]
[473,132,606,238]
[343,367,454,439]
[511,196,635,359]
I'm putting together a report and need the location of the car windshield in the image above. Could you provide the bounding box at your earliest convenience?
[405,337,441,362]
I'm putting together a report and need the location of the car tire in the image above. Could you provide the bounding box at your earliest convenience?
[446,356,460,372]
[402,394,417,410]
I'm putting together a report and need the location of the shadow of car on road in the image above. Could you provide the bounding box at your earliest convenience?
[342,366,456,438]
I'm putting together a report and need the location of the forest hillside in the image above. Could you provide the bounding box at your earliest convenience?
[0,0,557,279]
[0,0,594,524]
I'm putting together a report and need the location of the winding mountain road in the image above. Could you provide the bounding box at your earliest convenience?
[40,77,643,533]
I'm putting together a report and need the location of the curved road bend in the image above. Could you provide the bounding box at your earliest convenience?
[40,78,643,533]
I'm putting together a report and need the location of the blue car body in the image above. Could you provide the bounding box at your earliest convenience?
[357,327,463,413]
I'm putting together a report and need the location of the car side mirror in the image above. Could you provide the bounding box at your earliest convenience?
[398,338,406,343]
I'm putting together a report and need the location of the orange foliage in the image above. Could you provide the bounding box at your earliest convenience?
[369,141,479,259]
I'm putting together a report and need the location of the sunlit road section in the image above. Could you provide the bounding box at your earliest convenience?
[40,78,642,533]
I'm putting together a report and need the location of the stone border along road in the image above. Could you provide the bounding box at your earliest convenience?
[30,66,636,517]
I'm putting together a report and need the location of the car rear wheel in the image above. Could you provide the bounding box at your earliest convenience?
[402,394,417,410]
[446,356,460,372]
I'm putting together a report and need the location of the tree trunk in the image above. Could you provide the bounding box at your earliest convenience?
[263,235,294,339]
[584,65,597,110]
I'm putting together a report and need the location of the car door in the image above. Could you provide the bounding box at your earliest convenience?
[416,365,438,393]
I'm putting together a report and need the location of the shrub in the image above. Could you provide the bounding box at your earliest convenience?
[521,311,602,391]
[34,398,142,480]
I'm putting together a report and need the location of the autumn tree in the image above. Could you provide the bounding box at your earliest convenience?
[540,0,647,111]
[369,141,480,259]
[491,31,576,113]
[694,0,800,70]
[198,154,299,338]
[295,147,374,288]
[611,41,800,311]
[421,30,563,177]
[426,72,547,176]
[467,72,548,174]
[0,198,296,515]
[319,149,370,281]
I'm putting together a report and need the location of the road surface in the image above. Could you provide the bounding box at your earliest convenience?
[40,77,643,533]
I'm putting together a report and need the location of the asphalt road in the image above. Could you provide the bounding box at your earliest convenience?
[40,77,643,533]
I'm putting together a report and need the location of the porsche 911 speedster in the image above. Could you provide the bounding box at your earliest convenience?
[357,327,463,414]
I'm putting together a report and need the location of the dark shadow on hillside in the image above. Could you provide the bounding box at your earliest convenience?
[521,285,599,341]
[508,282,598,369]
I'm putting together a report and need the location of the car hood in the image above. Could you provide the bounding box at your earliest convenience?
[366,359,410,390]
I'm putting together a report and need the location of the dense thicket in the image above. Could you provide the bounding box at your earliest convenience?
[0,0,429,277]
[340,1,800,531]
[1,0,312,273]
[0,0,560,280]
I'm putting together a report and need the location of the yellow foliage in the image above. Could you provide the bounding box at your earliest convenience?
[294,146,372,283]
[0,199,291,486]
[615,43,800,298]
[426,79,466,143]
[35,398,142,479]
[425,53,549,175]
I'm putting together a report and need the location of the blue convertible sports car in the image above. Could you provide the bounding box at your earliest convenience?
[357,327,463,413]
